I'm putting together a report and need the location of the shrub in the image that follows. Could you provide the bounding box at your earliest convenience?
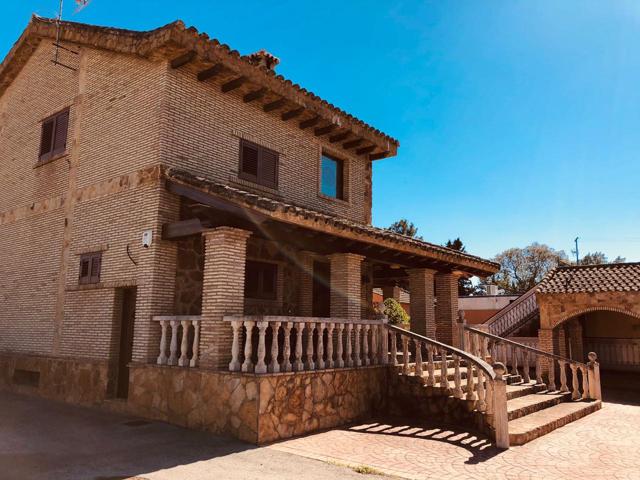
[382,298,410,326]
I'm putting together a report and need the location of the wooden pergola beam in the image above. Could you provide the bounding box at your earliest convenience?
[343,138,363,149]
[369,150,390,161]
[263,98,287,112]
[170,51,196,69]
[314,124,337,136]
[329,131,350,143]
[243,87,267,103]
[281,107,305,121]
[197,63,224,81]
[299,116,320,129]
[356,144,376,155]
[221,76,247,93]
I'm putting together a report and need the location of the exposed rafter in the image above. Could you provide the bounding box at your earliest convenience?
[343,138,363,149]
[197,63,224,81]
[314,124,337,136]
[221,76,247,93]
[243,87,267,103]
[299,116,320,129]
[170,50,196,69]
[329,131,350,143]
[263,98,287,112]
[281,107,305,121]
[356,145,376,155]
[369,150,390,161]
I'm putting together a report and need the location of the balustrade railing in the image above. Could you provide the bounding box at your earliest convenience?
[484,286,538,337]
[387,324,510,449]
[154,315,201,367]
[224,316,388,374]
[463,326,601,401]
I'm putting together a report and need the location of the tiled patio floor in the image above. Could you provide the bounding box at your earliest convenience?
[269,385,640,479]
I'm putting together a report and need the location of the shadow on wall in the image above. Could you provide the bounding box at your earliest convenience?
[600,371,640,406]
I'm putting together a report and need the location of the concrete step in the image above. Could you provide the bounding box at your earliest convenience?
[507,392,570,421]
[508,400,602,446]
[506,382,547,400]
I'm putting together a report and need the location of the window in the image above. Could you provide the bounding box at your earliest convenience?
[239,139,278,189]
[39,109,70,163]
[320,153,344,199]
[245,260,278,300]
[79,252,102,285]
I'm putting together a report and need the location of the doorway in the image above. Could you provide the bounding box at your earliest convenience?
[115,287,137,399]
[312,261,330,317]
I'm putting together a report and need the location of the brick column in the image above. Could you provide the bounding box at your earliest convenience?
[435,272,459,346]
[199,227,252,369]
[566,318,584,361]
[382,285,402,301]
[328,253,365,320]
[407,268,436,338]
[297,251,315,317]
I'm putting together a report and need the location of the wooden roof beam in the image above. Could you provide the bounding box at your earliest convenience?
[343,138,363,149]
[369,150,390,161]
[221,76,247,93]
[263,98,287,112]
[197,63,224,81]
[314,124,337,137]
[281,107,305,121]
[170,50,196,69]
[356,144,376,155]
[329,131,350,143]
[243,87,267,103]
[299,116,320,130]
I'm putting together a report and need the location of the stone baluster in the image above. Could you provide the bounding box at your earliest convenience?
[255,321,268,374]
[476,369,487,412]
[390,330,398,366]
[294,323,304,371]
[570,363,580,399]
[345,323,354,367]
[511,345,519,376]
[305,322,315,370]
[453,354,463,399]
[587,352,602,400]
[439,348,450,393]
[548,358,557,391]
[157,320,169,365]
[228,320,243,371]
[402,337,409,375]
[559,360,569,393]
[326,323,335,369]
[242,320,255,372]
[464,330,470,353]
[178,320,190,367]
[468,333,475,359]
[190,320,200,367]
[337,323,345,368]
[522,349,531,383]
[168,320,179,366]
[535,355,543,385]
[381,325,389,365]
[316,322,325,370]
[481,336,489,361]
[370,325,378,365]
[282,322,293,372]
[414,340,423,378]
[580,365,589,400]
[426,345,436,386]
[269,321,281,373]
[354,324,362,367]
[485,378,494,419]
[492,363,510,449]
[466,358,476,400]
[362,325,370,366]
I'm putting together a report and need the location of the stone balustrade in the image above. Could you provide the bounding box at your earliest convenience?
[153,315,201,367]
[484,287,538,337]
[387,324,510,449]
[464,326,601,401]
[224,316,388,374]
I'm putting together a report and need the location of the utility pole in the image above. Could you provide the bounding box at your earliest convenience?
[574,237,580,265]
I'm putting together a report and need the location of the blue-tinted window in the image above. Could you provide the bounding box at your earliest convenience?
[321,154,344,199]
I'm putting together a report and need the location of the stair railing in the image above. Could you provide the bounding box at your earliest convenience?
[463,326,602,402]
[386,324,510,449]
[484,286,538,337]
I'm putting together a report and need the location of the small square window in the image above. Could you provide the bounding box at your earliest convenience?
[39,109,69,163]
[79,252,102,285]
[321,154,344,199]
[245,260,278,300]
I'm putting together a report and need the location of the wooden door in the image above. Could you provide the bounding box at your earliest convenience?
[116,287,137,399]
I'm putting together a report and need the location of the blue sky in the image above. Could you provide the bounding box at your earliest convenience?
[2,1,639,262]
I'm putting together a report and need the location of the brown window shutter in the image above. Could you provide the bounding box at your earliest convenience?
[240,142,259,179]
[89,253,102,283]
[52,110,69,155]
[39,119,55,161]
[259,149,278,188]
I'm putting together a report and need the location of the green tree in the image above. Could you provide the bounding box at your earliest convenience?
[388,219,421,239]
[444,237,478,296]
[490,243,568,294]
[382,298,410,326]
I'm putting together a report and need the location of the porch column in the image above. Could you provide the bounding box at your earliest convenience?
[328,253,365,320]
[566,318,584,361]
[407,268,436,338]
[298,251,315,317]
[199,227,252,369]
[382,285,402,301]
[435,272,460,347]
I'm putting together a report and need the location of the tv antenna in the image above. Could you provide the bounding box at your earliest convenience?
[51,1,91,71]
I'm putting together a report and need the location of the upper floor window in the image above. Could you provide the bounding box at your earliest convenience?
[320,153,344,200]
[245,260,278,300]
[39,109,69,163]
[79,252,102,285]
[239,139,278,189]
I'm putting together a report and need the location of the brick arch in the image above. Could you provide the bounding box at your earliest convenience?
[551,305,640,330]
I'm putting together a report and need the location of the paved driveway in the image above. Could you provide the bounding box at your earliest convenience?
[0,391,384,480]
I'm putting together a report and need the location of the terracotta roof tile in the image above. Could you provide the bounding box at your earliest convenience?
[536,263,640,294]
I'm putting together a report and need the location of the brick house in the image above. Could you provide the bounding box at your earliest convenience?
[0,17,602,447]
